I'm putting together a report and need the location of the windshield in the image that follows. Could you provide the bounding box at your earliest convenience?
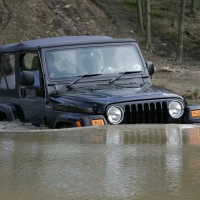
[45,44,144,79]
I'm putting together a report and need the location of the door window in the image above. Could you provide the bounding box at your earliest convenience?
[20,53,41,86]
[0,54,15,89]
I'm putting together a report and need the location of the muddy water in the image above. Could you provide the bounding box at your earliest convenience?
[1,124,200,200]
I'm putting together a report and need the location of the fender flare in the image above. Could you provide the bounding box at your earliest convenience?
[54,113,91,128]
[185,105,200,123]
[0,103,25,121]
[54,113,107,128]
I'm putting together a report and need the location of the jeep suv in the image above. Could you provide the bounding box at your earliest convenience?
[0,36,200,128]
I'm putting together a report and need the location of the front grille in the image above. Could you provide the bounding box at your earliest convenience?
[124,101,168,124]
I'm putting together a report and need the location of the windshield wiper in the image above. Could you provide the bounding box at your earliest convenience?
[109,71,142,84]
[66,74,101,88]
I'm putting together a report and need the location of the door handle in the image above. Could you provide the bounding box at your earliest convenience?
[20,87,26,97]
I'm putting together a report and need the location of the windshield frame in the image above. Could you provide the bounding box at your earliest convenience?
[42,42,147,82]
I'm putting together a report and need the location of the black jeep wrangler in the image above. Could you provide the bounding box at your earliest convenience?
[0,36,200,128]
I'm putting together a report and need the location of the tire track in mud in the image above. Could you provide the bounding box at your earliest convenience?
[0,0,11,33]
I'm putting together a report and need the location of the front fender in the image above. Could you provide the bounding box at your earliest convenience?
[54,113,107,128]
[185,105,200,123]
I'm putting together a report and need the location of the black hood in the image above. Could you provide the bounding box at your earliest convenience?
[52,84,184,109]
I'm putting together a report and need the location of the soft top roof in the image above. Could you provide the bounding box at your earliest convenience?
[0,36,136,53]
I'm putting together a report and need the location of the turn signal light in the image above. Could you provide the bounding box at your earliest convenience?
[75,121,82,127]
[91,119,105,126]
[191,110,200,118]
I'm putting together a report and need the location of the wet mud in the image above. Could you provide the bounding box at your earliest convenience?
[153,69,200,105]
[0,120,41,131]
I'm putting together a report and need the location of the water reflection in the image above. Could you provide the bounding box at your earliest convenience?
[165,126,183,194]
[0,124,200,200]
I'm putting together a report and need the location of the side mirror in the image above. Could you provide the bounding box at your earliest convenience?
[146,61,154,76]
[20,71,34,86]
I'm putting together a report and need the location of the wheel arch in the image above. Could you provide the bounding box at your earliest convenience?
[0,103,25,121]
[54,113,91,129]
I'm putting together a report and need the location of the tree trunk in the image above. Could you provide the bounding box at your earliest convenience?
[171,0,178,27]
[145,0,152,51]
[190,0,196,14]
[176,0,186,63]
[137,0,144,35]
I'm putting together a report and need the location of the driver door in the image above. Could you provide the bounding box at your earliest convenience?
[19,52,45,126]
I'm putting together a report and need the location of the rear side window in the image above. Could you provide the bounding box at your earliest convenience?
[0,54,15,89]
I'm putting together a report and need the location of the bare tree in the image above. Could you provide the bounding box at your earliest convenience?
[137,0,144,35]
[176,0,187,63]
[145,0,152,51]
[171,0,178,27]
[190,0,196,14]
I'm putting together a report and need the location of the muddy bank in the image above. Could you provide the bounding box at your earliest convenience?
[0,0,118,44]
[153,66,200,104]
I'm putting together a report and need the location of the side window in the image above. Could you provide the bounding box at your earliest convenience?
[0,54,16,89]
[20,53,41,86]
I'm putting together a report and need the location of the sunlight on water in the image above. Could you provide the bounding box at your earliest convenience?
[0,124,200,200]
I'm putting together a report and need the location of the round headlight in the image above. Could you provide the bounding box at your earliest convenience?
[107,106,124,124]
[169,100,184,119]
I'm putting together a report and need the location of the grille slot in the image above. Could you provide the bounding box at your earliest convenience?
[125,101,168,124]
